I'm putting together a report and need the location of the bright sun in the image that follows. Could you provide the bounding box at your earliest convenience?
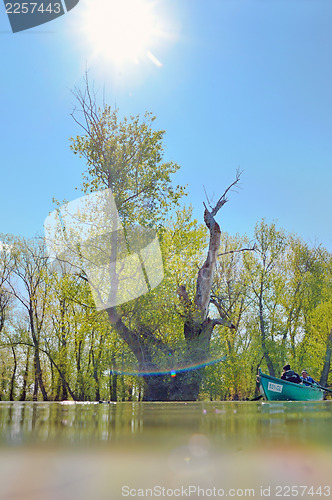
[78,0,163,67]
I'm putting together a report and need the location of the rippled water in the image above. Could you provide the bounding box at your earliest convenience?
[0,401,331,500]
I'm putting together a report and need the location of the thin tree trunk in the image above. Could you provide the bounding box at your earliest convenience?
[29,307,48,401]
[45,353,77,401]
[33,347,48,401]
[20,347,30,401]
[110,356,118,401]
[9,345,17,401]
[33,350,39,401]
[259,288,275,376]
[320,331,332,387]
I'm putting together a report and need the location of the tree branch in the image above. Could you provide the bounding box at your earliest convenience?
[218,245,256,258]
[210,168,242,218]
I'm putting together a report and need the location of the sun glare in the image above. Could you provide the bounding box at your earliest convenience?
[78,0,163,67]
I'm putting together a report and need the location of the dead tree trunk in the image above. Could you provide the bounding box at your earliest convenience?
[171,173,240,400]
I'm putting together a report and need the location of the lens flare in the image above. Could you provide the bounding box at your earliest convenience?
[74,0,165,67]
[110,356,227,377]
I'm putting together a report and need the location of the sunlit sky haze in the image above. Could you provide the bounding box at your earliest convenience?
[72,0,165,67]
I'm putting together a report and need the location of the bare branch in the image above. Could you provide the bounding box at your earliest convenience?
[210,317,236,329]
[210,169,242,218]
[203,185,214,211]
[218,244,256,258]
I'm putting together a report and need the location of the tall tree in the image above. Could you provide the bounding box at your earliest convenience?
[64,79,237,400]
[4,236,49,401]
[243,220,287,376]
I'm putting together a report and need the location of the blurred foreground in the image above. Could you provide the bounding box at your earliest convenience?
[0,401,331,500]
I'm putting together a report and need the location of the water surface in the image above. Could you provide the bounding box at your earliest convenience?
[0,401,331,500]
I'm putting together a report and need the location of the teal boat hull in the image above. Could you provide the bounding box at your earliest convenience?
[257,369,324,401]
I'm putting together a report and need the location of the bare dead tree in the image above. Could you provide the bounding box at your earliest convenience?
[179,169,242,324]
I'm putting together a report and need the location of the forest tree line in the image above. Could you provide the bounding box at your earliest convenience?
[1,218,331,402]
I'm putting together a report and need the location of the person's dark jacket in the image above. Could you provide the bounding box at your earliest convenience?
[281,369,302,384]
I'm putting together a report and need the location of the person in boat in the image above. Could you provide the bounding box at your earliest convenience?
[281,364,302,384]
[301,369,318,386]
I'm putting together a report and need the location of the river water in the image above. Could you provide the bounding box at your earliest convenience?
[0,400,331,500]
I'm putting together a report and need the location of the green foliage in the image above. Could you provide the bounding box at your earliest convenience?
[70,107,186,228]
[1,216,332,401]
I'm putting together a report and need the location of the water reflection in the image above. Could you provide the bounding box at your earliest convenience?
[0,400,332,449]
[0,401,331,500]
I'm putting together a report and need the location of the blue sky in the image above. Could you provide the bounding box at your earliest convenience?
[1,0,332,250]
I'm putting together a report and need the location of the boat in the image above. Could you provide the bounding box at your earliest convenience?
[256,368,325,401]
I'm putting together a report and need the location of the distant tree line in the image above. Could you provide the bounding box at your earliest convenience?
[1,219,331,402]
